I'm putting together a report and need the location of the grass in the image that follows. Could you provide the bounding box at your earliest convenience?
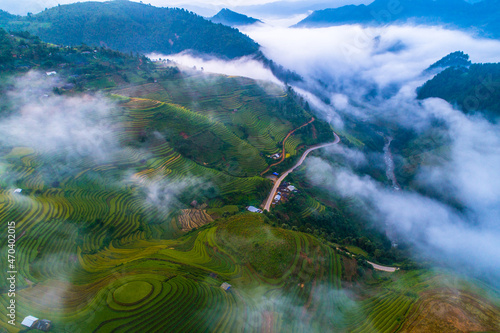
[345,245,369,257]
[216,214,297,278]
[113,281,154,305]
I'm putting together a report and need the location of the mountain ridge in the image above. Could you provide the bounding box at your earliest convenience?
[209,8,262,27]
[294,0,500,38]
[0,0,260,59]
[418,52,500,117]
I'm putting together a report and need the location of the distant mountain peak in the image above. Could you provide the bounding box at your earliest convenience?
[210,8,262,27]
[294,0,500,38]
[0,1,260,59]
[426,51,471,72]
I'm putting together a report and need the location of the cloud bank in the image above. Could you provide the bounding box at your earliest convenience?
[148,52,281,84]
[232,24,500,281]
[242,24,500,95]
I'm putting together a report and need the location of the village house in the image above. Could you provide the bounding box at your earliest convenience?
[220,282,231,291]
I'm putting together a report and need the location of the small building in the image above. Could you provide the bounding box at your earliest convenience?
[21,316,38,328]
[272,172,279,176]
[274,194,281,202]
[271,153,281,160]
[45,71,57,76]
[247,206,263,213]
[220,282,231,291]
[13,188,22,193]
[287,185,297,192]
[21,316,52,331]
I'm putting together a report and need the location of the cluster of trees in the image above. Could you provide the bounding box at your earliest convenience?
[418,62,500,117]
[0,28,56,69]
[269,181,411,265]
[425,51,471,72]
[2,1,260,60]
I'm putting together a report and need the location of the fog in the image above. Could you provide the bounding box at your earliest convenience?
[242,24,500,92]
[0,72,120,164]
[234,24,500,281]
[133,22,500,281]
[148,52,281,84]
[0,71,202,216]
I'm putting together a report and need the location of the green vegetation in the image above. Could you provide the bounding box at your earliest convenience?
[0,1,259,59]
[425,51,471,72]
[113,281,153,305]
[0,31,499,333]
[209,8,262,27]
[2,209,498,332]
[418,60,500,117]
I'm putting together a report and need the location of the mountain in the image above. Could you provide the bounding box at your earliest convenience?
[294,0,500,38]
[0,1,304,84]
[233,0,371,18]
[418,53,500,116]
[0,0,259,59]
[209,8,262,26]
[1,26,500,333]
[425,51,472,72]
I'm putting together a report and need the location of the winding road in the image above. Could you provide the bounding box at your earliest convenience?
[261,132,399,273]
[263,132,341,211]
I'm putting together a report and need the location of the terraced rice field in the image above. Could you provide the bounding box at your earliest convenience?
[0,211,346,332]
[299,196,327,218]
[111,76,307,165]
[0,74,498,333]
[177,209,214,231]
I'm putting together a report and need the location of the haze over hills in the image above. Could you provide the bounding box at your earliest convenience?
[295,0,500,38]
[1,1,500,332]
[209,8,262,27]
[230,0,373,19]
[1,28,499,333]
[0,0,259,59]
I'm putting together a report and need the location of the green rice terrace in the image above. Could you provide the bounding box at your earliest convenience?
[0,34,499,333]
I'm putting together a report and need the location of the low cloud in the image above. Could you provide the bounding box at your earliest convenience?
[305,96,500,280]
[0,72,120,165]
[0,71,207,217]
[228,23,500,281]
[241,24,500,99]
[147,52,281,84]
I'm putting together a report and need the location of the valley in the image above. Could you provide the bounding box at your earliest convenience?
[0,1,499,332]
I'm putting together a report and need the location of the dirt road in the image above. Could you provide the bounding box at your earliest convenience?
[367,261,398,272]
[260,118,315,176]
[263,132,340,211]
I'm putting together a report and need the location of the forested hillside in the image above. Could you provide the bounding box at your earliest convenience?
[0,0,259,59]
[209,8,261,27]
[418,61,500,116]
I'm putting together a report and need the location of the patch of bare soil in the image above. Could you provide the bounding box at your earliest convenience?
[399,288,500,333]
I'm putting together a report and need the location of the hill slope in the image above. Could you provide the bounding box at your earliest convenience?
[0,29,500,333]
[295,0,500,38]
[418,60,500,117]
[0,0,259,59]
[209,8,262,27]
